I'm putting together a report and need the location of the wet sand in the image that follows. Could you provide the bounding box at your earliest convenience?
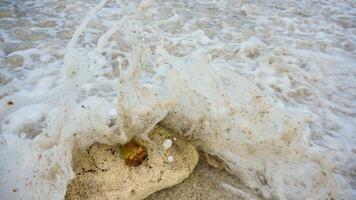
[147,152,259,200]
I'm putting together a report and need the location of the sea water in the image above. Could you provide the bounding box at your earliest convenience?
[0,0,355,199]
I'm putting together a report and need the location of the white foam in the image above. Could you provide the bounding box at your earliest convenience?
[0,0,355,199]
[163,139,172,149]
[167,155,174,162]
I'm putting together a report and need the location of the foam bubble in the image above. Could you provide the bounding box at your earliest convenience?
[163,139,172,150]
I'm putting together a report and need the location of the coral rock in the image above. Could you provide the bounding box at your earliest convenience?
[65,126,198,200]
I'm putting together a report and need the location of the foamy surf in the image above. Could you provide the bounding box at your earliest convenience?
[0,0,355,199]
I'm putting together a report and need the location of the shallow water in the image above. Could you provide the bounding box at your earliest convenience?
[0,0,355,199]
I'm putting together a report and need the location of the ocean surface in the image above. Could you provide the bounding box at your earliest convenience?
[0,0,355,199]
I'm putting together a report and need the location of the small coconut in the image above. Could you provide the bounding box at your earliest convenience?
[119,140,148,166]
